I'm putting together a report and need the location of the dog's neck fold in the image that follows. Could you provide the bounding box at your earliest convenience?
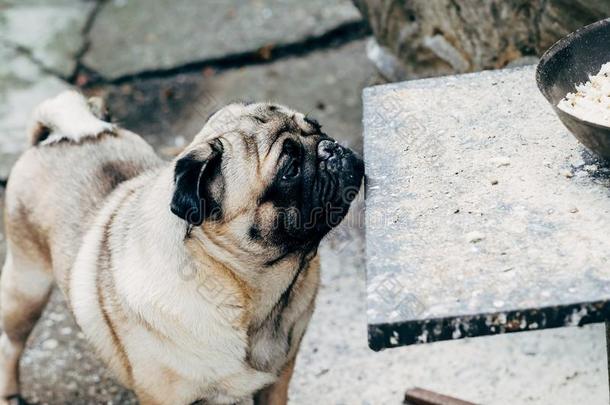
[133,166,317,327]
[183,225,318,326]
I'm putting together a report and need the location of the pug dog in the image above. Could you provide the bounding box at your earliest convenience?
[0,91,363,405]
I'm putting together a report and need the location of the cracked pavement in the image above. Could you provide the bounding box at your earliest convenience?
[0,1,607,404]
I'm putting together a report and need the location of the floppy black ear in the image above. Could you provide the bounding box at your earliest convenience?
[170,140,223,225]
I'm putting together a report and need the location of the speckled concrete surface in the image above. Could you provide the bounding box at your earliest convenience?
[365,65,610,348]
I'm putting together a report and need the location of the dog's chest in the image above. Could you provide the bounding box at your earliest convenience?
[246,293,314,373]
[247,319,291,373]
[246,259,320,373]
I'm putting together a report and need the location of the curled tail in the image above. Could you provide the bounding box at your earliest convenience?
[28,90,115,146]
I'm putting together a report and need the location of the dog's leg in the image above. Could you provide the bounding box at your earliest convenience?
[253,358,295,405]
[0,248,53,404]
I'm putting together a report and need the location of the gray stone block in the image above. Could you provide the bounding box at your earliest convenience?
[83,0,362,80]
[0,0,96,77]
[364,65,610,349]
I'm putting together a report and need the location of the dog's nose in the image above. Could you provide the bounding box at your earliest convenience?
[317,139,339,161]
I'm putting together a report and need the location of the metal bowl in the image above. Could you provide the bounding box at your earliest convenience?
[536,18,610,159]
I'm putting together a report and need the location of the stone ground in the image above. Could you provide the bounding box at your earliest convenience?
[0,1,608,404]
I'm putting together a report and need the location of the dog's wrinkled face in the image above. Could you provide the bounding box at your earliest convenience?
[170,102,363,263]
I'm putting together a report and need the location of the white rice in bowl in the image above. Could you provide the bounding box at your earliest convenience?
[558,61,610,127]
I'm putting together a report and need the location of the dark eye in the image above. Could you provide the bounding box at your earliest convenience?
[282,158,300,179]
[281,140,301,180]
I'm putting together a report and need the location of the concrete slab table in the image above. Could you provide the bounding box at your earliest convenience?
[363,65,610,352]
